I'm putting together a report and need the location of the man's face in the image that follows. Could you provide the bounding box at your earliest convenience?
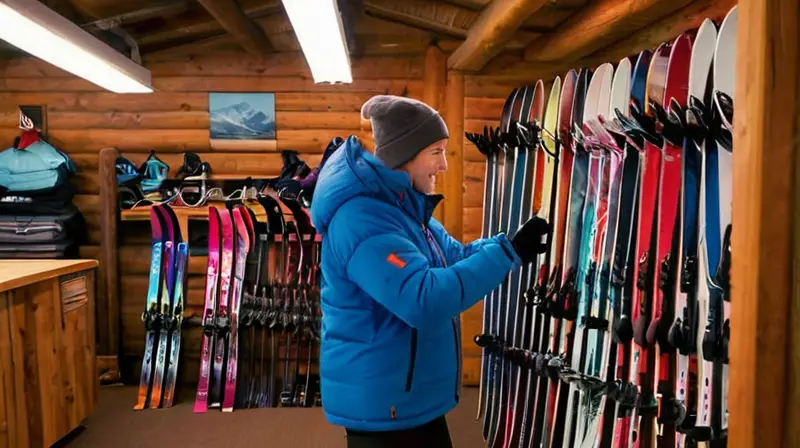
[398,139,449,195]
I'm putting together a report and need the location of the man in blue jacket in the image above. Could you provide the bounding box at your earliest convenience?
[310,95,545,447]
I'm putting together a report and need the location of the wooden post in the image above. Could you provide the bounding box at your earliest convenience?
[729,1,798,447]
[97,147,120,381]
[442,69,465,241]
[424,45,447,224]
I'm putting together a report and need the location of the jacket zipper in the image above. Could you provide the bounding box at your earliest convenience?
[422,224,461,402]
[405,328,417,392]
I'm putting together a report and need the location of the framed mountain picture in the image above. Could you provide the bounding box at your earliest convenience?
[209,92,277,150]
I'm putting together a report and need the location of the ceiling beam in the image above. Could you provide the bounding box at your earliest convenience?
[437,0,490,10]
[81,0,192,30]
[448,0,549,71]
[41,0,87,23]
[362,0,473,38]
[338,0,364,57]
[137,1,279,49]
[585,0,737,65]
[198,0,273,58]
[143,33,237,61]
[523,0,693,62]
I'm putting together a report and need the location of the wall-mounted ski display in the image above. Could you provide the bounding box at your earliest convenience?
[470,5,737,447]
[134,177,324,413]
[190,198,322,413]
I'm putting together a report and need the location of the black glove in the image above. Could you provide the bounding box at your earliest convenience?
[510,216,550,264]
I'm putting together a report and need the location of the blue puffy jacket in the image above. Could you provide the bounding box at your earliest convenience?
[309,136,520,432]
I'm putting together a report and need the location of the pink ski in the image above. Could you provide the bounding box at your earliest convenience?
[194,206,222,413]
[222,206,254,412]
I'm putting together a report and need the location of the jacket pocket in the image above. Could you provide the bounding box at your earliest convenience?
[405,328,418,392]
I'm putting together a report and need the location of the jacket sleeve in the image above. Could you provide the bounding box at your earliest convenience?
[427,218,512,264]
[345,230,520,328]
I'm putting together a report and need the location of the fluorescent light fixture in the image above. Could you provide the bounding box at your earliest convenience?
[0,0,153,93]
[282,0,353,84]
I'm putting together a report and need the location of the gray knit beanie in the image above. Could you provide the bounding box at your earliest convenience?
[361,95,449,169]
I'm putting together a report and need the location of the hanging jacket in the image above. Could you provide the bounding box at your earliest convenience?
[309,135,519,432]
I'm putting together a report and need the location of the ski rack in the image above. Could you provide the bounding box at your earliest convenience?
[97,143,329,411]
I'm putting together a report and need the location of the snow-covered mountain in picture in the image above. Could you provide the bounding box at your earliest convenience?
[209,93,276,140]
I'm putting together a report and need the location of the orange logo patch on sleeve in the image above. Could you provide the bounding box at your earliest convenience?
[386,253,407,268]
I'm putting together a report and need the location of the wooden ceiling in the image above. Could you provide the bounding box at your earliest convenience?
[8,0,736,81]
[14,0,584,68]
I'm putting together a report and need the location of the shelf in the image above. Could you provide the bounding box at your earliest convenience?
[120,202,269,246]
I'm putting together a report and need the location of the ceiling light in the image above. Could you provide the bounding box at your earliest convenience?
[0,0,153,93]
[281,0,353,84]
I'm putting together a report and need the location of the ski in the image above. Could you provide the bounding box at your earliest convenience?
[590,54,634,448]
[712,7,735,443]
[133,207,166,410]
[534,68,577,448]
[548,66,591,448]
[195,206,222,413]
[644,32,693,448]
[668,18,716,447]
[209,207,234,408]
[519,75,562,448]
[505,80,546,448]
[148,205,176,409]
[615,41,670,448]
[696,6,737,444]
[560,62,613,448]
[608,49,651,447]
[484,85,526,446]
[222,205,254,411]
[475,87,518,428]
[161,204,187,408]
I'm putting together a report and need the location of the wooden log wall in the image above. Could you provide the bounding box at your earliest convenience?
[0,46,524,387]
[0,49,423,385]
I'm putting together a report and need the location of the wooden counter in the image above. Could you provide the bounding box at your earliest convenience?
[0,259,98,448]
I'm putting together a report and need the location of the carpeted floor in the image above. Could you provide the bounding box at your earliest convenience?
[61,385,487,447]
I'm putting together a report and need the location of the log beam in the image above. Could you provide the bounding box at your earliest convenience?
[438,0,490,10]
[137,2,279,49]
[424,45,447,223]
[730,1,798,447]
[442,70,465,240]
[362,0,474,38]
[198,0,274,58]
[448,0,549,72]
[523,0,692,62]
[584,0,738,65]
[484,0,735,83]
[81,0,190,29]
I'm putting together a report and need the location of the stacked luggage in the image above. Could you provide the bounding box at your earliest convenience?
[0,128,85,258]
